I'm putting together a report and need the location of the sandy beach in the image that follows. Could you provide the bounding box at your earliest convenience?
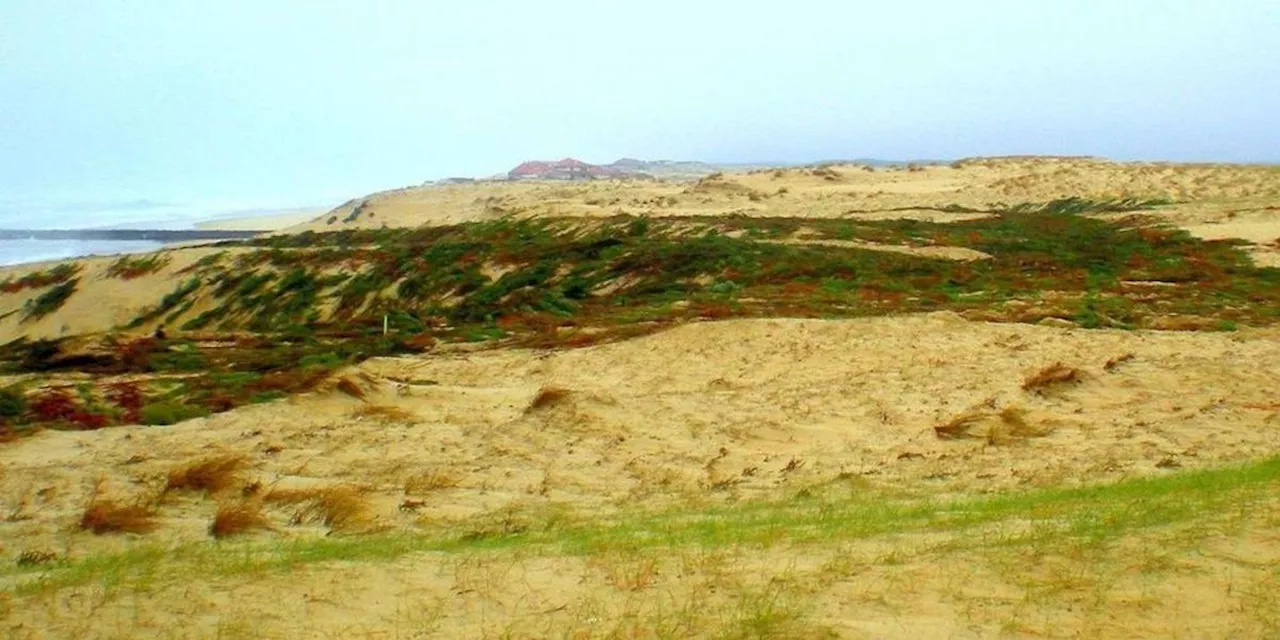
[194,208,325,232]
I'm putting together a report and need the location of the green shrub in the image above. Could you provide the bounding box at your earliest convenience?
[139,402,209,426]
[23,279,78,321]
[128,277,201,328]
[250,391,287,404]
[148,350,207,372]
[1,263,80,294]
[107,254,171,279]
[0,386,25,418]
[209,372,262,388]
[297,352,344,369]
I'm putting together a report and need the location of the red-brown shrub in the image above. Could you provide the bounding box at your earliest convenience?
[106,382,144,424]
[28,389,78,422]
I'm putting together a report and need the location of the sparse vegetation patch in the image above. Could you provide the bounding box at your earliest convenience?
[107,254,171,280]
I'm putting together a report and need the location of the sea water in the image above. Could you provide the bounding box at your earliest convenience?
[0,237,167,267]
[0,198,327,268]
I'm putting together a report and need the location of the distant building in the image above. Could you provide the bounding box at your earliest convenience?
[507,158,624,181]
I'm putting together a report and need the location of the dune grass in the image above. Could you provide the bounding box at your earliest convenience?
[8,456,1277,597]
[5,206,1280,441]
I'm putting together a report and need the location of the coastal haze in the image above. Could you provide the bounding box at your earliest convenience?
[3,2,1280,638]
[2,1,1277,227]
[0,199,327,266]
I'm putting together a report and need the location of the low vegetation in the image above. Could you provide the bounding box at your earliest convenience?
[22,279,78,321]
[1021,362,1084,392]
[0,264,79,295]
[0,332,413,441]
[106,254,171,280]
[78,496,158,535]
[2,200,1278,442]
[209,502,272,539]
[11,455,1278,633]
[165,455,247,495]
[527,385,572,413]
[264,486,371,533]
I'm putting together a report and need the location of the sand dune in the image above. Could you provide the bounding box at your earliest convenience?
[4,313,1279,554]
[3,314,1279,636]
[4,157,1280,637]
[289,157,1280,235]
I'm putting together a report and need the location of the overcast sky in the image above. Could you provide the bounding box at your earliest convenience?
[1,0,1277,207]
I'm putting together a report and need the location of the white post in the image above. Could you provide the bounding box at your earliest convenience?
[383,314,389,336]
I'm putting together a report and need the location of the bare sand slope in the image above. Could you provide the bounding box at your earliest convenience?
[282,157,1280,270]
[4,313,1278,557]
[0,247,247,342]
[289,157,1280,233]
[3,313,1279,637]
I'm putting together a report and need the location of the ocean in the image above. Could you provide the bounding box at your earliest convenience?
[0,198,330,268]
[0,238,167,268]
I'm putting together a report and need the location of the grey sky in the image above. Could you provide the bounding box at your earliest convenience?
[1,0,1277,206]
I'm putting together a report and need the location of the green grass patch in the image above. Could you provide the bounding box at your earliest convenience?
[106,254,171,280]
[0,263,80,295]
[138,402,209,426]
[21,279,78,321]
[8,456,1278,596]
[50,210,1276,347]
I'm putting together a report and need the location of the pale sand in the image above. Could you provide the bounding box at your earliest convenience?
[280,157,1280,268]
[5,158,1279,344]
[2,314,1279,636]
[0,246,250,341]
[195,209,326,231]
[4,157,1280,637]
[284,158,1280,234]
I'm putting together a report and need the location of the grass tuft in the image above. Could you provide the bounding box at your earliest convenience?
[1021,363,1083,393]
[935,406,1053,444]
[334,377,367,400]
[350,404,416,424]
[165,455,247,495]
[527,386,571,413]
[405,470,462,495]
[934,410,985,440]
[15,550,57,567]
[209,502,272,539]
[1104,353,1136,371]
[79,497,157,535]
[265,486,371,533]
[986,406,1054,445]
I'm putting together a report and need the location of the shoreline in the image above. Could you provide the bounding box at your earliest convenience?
[194,208,323,231]
[0,229,261,242]
[0,207,326,269]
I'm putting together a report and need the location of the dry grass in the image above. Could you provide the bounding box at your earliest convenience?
[334,377,368,399]
[935,406,1054,444]
[79,497,157,535]
[1021,363,1083,393]
[1104,353,1136,371]
[405,470,462,495]
[209,501,272,539]
[526,386,572,413]
[1146,315,1221,331]
[165,454,247,494]
[265,486,370,532]
[986,407,1055,445]
[350,404,417,424]
[594,555,660,592]
[15,550,57,567]
[934,411,986,440]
